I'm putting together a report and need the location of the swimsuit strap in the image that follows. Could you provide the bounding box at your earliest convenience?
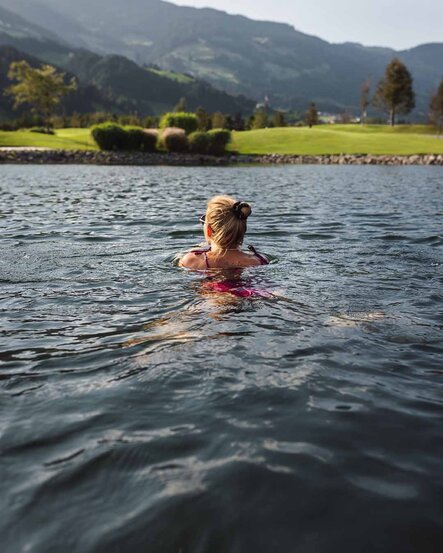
[191,246,211,269]
[248,245,269,265]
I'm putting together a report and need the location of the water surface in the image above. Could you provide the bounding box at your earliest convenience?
[1,165,442,553]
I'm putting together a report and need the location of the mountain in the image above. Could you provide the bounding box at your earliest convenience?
[0,45,122,119]
[3,0,442,118]
[0,4,254,118]
[0,4,64,44]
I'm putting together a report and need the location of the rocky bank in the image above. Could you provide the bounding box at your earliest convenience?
[1,149,443,166]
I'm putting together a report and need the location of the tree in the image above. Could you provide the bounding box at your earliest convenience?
[174,96,187,112]
[373,58,415,126]
[273,110,286,127]
[6,61,77,131]
[252,109,268,129]
[195,106,210,131]
[429,80,443,135]
[211,111,226,129]
[233,112,245,131]
[305,103,318,128]
[360,77,371,125]
[338,109,353,124]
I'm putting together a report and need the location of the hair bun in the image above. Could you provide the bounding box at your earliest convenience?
[232,201,252,220]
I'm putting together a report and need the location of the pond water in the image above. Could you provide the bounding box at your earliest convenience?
[1,165,442,553]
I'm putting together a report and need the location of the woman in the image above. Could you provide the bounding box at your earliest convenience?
[179,195,268,270]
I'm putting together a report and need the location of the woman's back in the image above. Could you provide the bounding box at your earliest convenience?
[180,246,267,270]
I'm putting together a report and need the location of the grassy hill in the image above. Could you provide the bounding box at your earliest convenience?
[1,125,443,155]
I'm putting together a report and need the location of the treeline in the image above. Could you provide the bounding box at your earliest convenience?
[0,105,298,132]
[2,58,443,132]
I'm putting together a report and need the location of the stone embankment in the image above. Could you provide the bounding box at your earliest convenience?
[247,153,443,165]
[1,149,443,166]
[0,149,231,166]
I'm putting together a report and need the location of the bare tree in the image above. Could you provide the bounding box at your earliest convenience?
[429,79,443,135]
[360,78,371,124]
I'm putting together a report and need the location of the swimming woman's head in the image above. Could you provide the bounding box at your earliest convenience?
[203,195,252,252]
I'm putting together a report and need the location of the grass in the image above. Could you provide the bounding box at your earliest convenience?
[0,128,97,150]
[147,68,195,84]
[229,125,443,155]
[1,125,442,155]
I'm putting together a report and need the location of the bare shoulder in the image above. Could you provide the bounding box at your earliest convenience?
[242,252,264,267]
[179,251,204,269]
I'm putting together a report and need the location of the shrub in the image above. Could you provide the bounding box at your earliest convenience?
[91,123,126,150]
[207,129,231,156]
[160,127,189,153]
[159,112,198,135]
[30,127,55,135]
[141,129,159,152]
[124,126,146,150]
[188,131,210,154]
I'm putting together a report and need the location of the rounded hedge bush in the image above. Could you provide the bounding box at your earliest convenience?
[188,131,210,154]
[91,124,159,152]
[207,129,232,156]
[91,123,127,150]
[159,112,198,135]
[141,129,159,152]
[161,127,189,153]
[124,126,146,150]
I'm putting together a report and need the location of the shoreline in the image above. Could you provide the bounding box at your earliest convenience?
[1,149,443,166]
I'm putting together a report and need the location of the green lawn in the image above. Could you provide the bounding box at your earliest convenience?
[229,125,443,155]
[0,128,97,150]
[1,125,443,155]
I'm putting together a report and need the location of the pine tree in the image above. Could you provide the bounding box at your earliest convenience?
[174,96,187,112]
[374,58,415,126]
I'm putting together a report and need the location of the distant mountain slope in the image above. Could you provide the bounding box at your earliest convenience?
[0,4,64,44]
[0,45,121,119]
[0,4,254,118]
[3,0,441,117]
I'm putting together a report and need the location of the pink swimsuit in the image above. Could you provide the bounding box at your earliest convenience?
[192,246,271,298]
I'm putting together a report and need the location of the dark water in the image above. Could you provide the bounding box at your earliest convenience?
[1,165,442,553]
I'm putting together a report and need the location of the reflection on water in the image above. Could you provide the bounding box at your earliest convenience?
[1,165,442,553]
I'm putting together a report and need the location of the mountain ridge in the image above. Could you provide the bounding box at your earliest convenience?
[0,4,254,119]
[1,0,442,117]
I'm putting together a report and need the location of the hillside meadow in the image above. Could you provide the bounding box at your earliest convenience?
[1,125,443,155]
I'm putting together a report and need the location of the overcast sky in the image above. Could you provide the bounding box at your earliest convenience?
[173,0,443,50]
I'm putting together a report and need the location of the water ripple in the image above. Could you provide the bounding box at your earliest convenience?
[1,165,442,553]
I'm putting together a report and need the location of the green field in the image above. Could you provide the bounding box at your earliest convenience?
[1,125,442,155]
[230,125,443,155]
[0,128,97,150]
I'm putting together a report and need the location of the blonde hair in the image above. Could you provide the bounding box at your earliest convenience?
[206,195,252,251]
